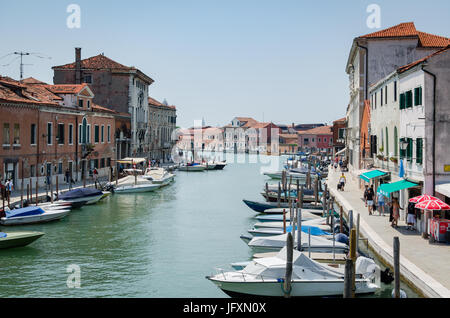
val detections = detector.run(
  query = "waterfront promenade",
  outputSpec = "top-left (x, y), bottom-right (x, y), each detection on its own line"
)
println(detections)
top-left (327, 168), bottom-right (450, 298)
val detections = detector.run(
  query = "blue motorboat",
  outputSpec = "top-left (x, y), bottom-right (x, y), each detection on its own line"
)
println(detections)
top-left (58, 188), bottom-right (105, 207)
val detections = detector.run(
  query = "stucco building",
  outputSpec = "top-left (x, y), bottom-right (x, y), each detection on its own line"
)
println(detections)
top-left (52, 48), bottom-right (154, 158)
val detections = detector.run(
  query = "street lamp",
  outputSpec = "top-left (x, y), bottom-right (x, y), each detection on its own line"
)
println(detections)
top-left (399, 139), bottom-right (408, 151)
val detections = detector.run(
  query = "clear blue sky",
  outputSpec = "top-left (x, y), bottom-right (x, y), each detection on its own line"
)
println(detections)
top-left (1, 0), bottom-right (449, 128)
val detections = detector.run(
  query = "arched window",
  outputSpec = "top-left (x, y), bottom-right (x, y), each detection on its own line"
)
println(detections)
top-left (394, 127), bottom-right (398, 158)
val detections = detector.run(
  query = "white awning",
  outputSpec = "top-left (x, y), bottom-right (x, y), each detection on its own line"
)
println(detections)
top-left (335, 147), bottom-right (347, 156)
top-left (436, 183), bottom-right (450, 198)
top-left (117, 158), bottom-right (147, 164)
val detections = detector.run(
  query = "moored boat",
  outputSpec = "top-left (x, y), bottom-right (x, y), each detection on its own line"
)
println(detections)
top-left (58, 188), bottom-right (105, 206)
top-left (178, 163), bottom-right (207, 172)
top-left (207, 247), bottom-right (379, 297)
top-left (143, 167), bottom-right (175, 186)
top-left (0, 231), bottom-right (45, 249)
top-left (0, 206), bottom-right (70, 226)
top-left (112, 175), bottom-right (162, 193)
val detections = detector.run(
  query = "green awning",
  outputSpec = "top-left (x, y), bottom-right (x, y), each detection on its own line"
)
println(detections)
top-left (359, 170), bottom-right (388, 183)
top-left (377, 180), bottom-right (419, 197)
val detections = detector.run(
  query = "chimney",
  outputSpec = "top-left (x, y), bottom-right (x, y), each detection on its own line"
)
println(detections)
top-left (75, 47), bottom-right (81, 84)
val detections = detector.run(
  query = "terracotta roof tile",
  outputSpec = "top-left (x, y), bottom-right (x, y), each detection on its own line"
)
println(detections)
top-left (53, 54), bottom-right (133, 70)
top-left (46, 83), bottom-right (89, 94)
top-left (359, 22), bottom-right (449, 48)
top-left (298, 126), bottom-right (332, 135)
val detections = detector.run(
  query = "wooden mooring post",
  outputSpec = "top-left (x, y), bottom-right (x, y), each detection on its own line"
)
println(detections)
top-left (283, 209), bottom-right (287, 234)
top-left (344, 228), bottom-right (357, 298)
top-left (284, 232), bottom-right (293, 298)
top-left (277, 182), bottom-right (281, 208)
top-left (35, 180), bottom-right (38, 206)
top-left (340, 206), bottom-right (344, 234)
top-left (394, 237), bottom-right (400, 298)
top-left (55, 176), bottom-right (59, 200)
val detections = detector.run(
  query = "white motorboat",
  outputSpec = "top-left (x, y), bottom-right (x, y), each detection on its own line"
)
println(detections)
top-left (57, 188), bottom-right (105, 206)
top-left (207, 247), bottom-right (380, 297)
top-left (178, 163), bottom-right (207, 172)
top-left (143, 168), bottom-right (175, 186)
top-left (1, 206), bottom-right (70, 226)
top-left (112, 175), bottom-right (162, 193)
top-left (244, 232), bottom-right (349, 254)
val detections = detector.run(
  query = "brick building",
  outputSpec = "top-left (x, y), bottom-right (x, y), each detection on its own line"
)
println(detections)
top-left (0, 76), bottom-right (116, 188)
top-left (297, 126), bottom-right (333, 155)
top-left (52, 48), bottom-right (154, 157)
top-left (332, 117), bottom-right (346, 157)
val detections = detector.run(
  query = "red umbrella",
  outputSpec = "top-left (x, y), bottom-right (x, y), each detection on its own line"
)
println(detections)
top-left (415, 199), bottom-right (450, 210)
top-left (409, 195), bottom-right (439, 203)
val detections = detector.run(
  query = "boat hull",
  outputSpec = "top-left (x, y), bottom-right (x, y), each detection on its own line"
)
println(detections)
top-left (114, 184), bottom-right (161, 193)
top-left (0, 210), bottom-right (70, 226)
top-left (207, 277), bottom-right (377, 298)
top-left (178, 165), bottom-right (206, 172)
top-left (0, 231), bottom-right (45, 249)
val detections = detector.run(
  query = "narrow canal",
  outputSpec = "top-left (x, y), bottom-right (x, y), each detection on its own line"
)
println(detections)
top-left (0, 154), bottom-right (419, 298)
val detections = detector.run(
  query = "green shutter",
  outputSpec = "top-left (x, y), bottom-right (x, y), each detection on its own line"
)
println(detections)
top-left (419, 87), bottom-right (422, 106)
top-left (406, 91), bottom-right (413, 108)
top-left (414, 88), bottom-right (419, 106)
top-left (407, 138), bottom-right (413, 161)
top-left (400, 93), bottom-right (405, 109)
top-left (416, 138), bottom-right (423, 165)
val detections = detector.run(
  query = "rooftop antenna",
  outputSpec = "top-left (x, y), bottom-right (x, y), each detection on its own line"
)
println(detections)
top-left (0, 51), bottom-right (51, 81)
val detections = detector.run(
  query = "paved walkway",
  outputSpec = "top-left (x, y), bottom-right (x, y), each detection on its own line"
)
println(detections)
top-left (326, 167), bottom-right (450, 298)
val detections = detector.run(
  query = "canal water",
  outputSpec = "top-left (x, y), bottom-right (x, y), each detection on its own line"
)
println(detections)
top-left (0, 154), bottom-right (419, 298)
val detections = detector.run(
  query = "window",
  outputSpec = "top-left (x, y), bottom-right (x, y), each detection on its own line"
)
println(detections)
top-left (338, 128), bottom-right (345, 139)
top-left (58, 162), bottom-right (63, 174)
top-left (414, 87), bottom-right (423, 106)
top-left (13, 124), bottom-right (20, 145)
top-left (84, 75), bottom-right (92, 84)
top-left (101, 125), bottom-right (104, 143)
top-left (94, 125), bottom-right (99, 143)
top-left (394, 81), bottom-right (397, 102)
top-left (318, 138), bottom-right (321, 142)
top-left (3, 123), bottom-right (10, 144)
top-left (416, 138), bottom-right (423, 165)
top-left (107, 125), bottom-right (111, 143)
top-left (324, 138), bottom-right (327, 143)
top-left (87, 124), bottom-right (91, 143)
top-left (78, 99), bottom-right (84, 108)
top-left (79, 124), bottom-right (82, 144)
top-left (400, 93), bottom-right (406, 109)
top-left (100, 158), bottom-right (105, 168)
top-left (405, 90), bottom-right (413, 108)
top-left (87, 100), bottom-right (91, 109)
top-left (47, 123), bottom-right (53, 145)
top-left (69, 124), bottom-right (73, 145)
top-left (31, 124), bottom-right (37, 145)
top-left (406, 138), bottom-right (413, 162)
top-left (385, 86), bottom-right (388, 104)
top-left (30, 165), bottom-right (36, 177)
top-left (57, 123), bottom-right (65, 145)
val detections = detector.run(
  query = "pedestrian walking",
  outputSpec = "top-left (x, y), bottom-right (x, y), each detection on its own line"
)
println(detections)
top-left (376, 191), bottom-right (386, 216)
top-left (366, 185), bottom-right (375, 215)
top-left (65, 169), bottom-right (70, 185)
top-left (363, 185), bottom-right (369, 207)
top-left (391, 197), bottom-right (403, 228)
top-left (338, 173), bottom-right (346, 191)
top-left (407, 202), bottom-right (417, 231)
top-left (93, 168), bottom-right (99, 189)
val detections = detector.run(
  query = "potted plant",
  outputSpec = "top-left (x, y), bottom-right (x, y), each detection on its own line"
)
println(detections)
top-left (390, 157), bottom-right (398, 164)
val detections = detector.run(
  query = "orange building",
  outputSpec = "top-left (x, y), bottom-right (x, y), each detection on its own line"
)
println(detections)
top-left (0, 76), bottom-right (117, 188)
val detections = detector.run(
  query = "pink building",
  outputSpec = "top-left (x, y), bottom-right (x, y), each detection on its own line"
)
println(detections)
top-left (297, 126), bottom-right (333, 154)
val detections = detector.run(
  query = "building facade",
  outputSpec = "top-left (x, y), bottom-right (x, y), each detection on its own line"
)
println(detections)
top-left (52, 48), bottom-right (154, 157)
top-left (0, 76), bottom-right (116, 188)
top-left (147, 97), bottom-right (177, 161)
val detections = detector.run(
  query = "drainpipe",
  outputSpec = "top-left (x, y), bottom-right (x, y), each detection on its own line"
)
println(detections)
top-left (356, 43), bottom-right (369, 100)
top-left (421, 65), bottom-right (436, 196)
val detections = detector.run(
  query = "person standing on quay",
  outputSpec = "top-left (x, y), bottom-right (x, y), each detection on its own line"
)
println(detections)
top-left (93, 168), bottom-right (99, 189)
top-left (391, 197), bottom-right (403, 228)
top-left (366, 185), bottom-right (375, 215)
top-left (363, 184), bottom-right (369, 207)
top-left (376, 190), bottom-right (385, 216)
top-left (338, 173), bottom-right (346, 191)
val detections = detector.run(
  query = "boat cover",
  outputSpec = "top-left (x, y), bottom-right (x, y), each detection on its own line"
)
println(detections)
top-left (59, 188), bottom-right (103, 200)
top-left (116, 175), bottom-right (154, 186)
top-left (5, 206), bottom-right (45, 218)
top-left (0, 232), bottom-right (6, 238)
top-left (248, 232), bottom-right (348, 250)
top-left (242, 247), bottom-right (344, 280)
top-left (286, 225), bottom-right (331, 236)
